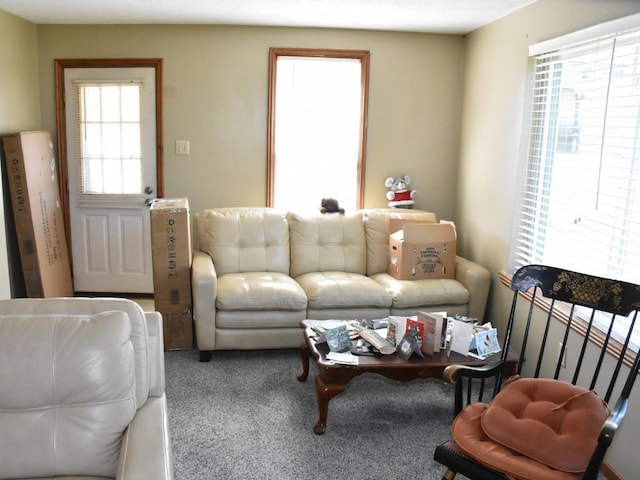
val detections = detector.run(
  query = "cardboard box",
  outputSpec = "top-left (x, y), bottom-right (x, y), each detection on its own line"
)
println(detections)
top-left (2, 131), bottom-right (73, 297)
top-left (151, 198), bottom-right (193, 350)
top-left (388, 219), bottom-right (456, 280)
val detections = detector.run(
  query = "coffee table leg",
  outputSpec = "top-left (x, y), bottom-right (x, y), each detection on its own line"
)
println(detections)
top-left (313, 375), bottom-right (346, 434)
top-left (297, 342), bottom-right (310, 382)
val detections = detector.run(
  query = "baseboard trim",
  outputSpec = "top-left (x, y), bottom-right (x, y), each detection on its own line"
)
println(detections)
top-left (602, 461), bottom-right (622, 480)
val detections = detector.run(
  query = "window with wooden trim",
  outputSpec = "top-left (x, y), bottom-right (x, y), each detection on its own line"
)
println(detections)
top-left (267, 48), bottom-right (370, 212)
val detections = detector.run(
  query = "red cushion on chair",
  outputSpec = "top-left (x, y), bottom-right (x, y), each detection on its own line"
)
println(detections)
top-left (481, 376), bottom-right (609, 473)
top-left (452, 402), bottom-right (584, 480)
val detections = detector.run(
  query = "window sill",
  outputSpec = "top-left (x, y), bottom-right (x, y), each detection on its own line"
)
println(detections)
top-left (499, 270), bottom-right (638, 369)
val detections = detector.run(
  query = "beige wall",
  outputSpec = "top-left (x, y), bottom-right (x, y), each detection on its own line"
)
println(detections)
top-left (36, 25), bottom-right (465, 220)
top-left (458, 0), bottom-right (640, 477)
top-left (0, 9), bottom-right (40, 299)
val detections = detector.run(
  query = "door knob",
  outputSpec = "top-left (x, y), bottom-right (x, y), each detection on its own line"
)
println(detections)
top-left (144, 186), bottom-right (154, 194)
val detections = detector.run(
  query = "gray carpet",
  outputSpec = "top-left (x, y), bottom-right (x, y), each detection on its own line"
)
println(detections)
top-left (164, 348), bottom-right (459, 480)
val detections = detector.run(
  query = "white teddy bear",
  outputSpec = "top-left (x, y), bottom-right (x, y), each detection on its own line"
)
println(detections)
top-left (385, 175), bottom-right (417, 208)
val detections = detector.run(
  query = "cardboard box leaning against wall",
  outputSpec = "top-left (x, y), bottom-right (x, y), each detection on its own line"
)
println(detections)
top-left (2, 131), bottom-right (73, 297)
top-left (388, 218), bottom-right (457, 280)
top-left (151, 198), bottom-right (193, 350)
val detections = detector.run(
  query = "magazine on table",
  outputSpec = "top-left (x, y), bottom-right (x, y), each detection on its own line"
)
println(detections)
top-left (308, 320), bottom-right (361, 343)
top-left (417, 311), bottom-right (447, 356)
top-left (449, 318), bottom-right (475, 356)
top-left (307, 319), bottom-right (396, 355)
top-left (386, 313), bottom-right (448, 357)
top-left (405, 317), bottom-right (425, 345)
top-left (324, 325), bottom-right (352, 352)
top-left (356, 326), bottom-right (397, 355)
top-left (325, 351), bottom-right (359, 365)
top-left (448, 318), bottom-right (501, 359)
top-left (386, 316), bottom-right (408, 345)
top-left (468, 323), bottom-right (501, 359)
top-left (396, 333), bottom-right (419, 360)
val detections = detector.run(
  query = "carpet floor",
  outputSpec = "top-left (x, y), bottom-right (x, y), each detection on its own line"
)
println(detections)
top-left (164, 348), bottom-right (460, 480)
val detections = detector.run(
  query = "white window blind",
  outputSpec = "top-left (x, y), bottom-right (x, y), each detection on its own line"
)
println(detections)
top-left (510, 21), bottom-right (640, 351)
top-left (512, 29), bottom-right (640, 280)
top-left (75, 81), bottom-right (144, 203)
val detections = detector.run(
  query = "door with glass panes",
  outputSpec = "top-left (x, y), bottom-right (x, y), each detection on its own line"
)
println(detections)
top-left (63, 67), bottom-right (157, 293)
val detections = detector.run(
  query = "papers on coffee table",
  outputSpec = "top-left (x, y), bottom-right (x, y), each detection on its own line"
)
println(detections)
top-left (449, 318), bottom-right (475, 356)
top-left (325, 351), bottom-right (359, 365)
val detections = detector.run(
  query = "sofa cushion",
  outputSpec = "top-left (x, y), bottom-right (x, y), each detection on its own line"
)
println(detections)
top-left (296, 271), bottom-right (392, 309)
top-left (480, 377), bottom-right (609, 473)
top-left (216, 272), bottom-right (308, 311)
top-left (371, 273), bottom-right (469, 309)
top-left (0, 311), bottom-right (136, 479)
top-left (289, 212), bottom-right (366, 277)
top-left (199, 208), bottom-right (290, 276)
top-left (216, 310), bottom-right (306, 329)
top-left (362, 208), bottom-right (437, 275)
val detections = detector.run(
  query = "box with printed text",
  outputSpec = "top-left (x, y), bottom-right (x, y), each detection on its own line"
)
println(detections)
top-left (2, 131), bottom-right (73, 297)
top-left (388, 218), bottom-right (456, 280)
top-left (151, 198), bottom-right (193, 350)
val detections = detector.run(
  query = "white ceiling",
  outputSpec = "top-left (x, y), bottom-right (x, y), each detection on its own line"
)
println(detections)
top-left (0, 0), bottom-right (537, 34)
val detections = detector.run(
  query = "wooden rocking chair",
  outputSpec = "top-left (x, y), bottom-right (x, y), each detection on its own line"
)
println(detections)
top-left (433, 264), bottom-right (640, 480)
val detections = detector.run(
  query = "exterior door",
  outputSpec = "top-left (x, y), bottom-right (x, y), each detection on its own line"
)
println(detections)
top-left (62, 65), bottom-right (159, 293)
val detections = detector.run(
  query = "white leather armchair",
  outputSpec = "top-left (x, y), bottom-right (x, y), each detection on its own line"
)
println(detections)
top-left (0, 297), bottom-right (174, 480)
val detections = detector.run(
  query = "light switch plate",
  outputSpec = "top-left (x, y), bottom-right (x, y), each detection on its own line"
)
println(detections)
top-left (175, 140), bottom-right (190, 155)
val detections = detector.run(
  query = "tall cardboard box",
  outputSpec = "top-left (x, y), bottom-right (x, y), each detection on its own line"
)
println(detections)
top-left (388, 219), bottom-right (457, 280)
top-left (151, 198), bottom-right (193, 350)
top-left (2, 131), bottom-right (73, 297)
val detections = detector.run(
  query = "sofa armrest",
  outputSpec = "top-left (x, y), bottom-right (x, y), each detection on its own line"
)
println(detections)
top-left (145, 311), bottom-right (166, 397)
top-left (192, 249), bottom-right (218, 351)
top-left (117, 394), bottom-right (174, 480)
top-left (455, 255), bottom-right (490, 321)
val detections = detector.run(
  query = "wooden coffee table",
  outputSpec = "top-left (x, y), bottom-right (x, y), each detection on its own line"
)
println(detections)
top-left (297, 319), bottom-right (516, 434)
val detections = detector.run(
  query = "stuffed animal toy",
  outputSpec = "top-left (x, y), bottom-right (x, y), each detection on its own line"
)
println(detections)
top-left (320, 198), bottom-right (345, 214)
top-left (385, 175), bottom-right (417, 208)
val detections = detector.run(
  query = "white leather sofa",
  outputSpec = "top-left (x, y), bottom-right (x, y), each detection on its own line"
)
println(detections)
top-left (0, 297), bottom-right (174, 480)
top-left (193, 207), bottom-right (490, 361)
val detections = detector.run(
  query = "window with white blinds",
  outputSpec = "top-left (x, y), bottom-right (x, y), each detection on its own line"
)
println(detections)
top-left (511, 28), bottom-right (640, 281)
top-left (510, 21), bottom-right (640, 352)
top-left (76, 81), bottom-right (143, 198)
